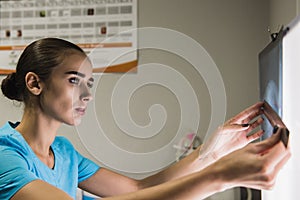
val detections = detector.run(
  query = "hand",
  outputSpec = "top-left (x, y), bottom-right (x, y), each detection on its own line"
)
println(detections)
top-left (198, 102), bottom-right (264, 164)
top-left (212, 127), bottom-right (291, 190)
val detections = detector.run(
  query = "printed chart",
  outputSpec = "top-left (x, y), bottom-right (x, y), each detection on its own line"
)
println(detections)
top-left (0, 0), bottom-right (137, 74)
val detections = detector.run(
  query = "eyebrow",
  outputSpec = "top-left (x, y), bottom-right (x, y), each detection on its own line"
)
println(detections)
top-left (65, 71), bottom-right (94, 82)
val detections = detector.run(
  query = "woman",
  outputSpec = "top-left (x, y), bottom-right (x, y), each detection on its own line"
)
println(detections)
top-left (0, 38), bottom-right (290, 200)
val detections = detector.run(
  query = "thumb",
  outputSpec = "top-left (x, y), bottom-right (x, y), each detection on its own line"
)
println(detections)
top-left (254, 127), bottom-right (282, 153)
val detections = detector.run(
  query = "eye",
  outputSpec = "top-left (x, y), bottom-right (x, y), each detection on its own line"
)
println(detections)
top-left (87, 82), bottom-right (93, 88)
top-left (69, 77), bottom-right (80, 85)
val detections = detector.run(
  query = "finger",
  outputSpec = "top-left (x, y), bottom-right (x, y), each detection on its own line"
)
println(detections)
top-left (222, 118), bottom-right (263, 136)
top-left (227, 102), bottom-right (264, 124)
top-left (249, 117), bottom-right (264, 129)
top-left (254, 129), bottom-right (282, 153)
top-left (247, 130), bottom-right (264, 142)
top-left (244, 117), bottom-right (264, 133)
top-left (220, 123), bottom-right (251, 134)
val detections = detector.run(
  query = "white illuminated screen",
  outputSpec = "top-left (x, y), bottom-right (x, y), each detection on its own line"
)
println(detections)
top-left (262, 16), bottom-right (300, 199)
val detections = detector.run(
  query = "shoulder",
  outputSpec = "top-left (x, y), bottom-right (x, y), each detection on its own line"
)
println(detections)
top-left (0, 121), bottom-right (19, 136)
top-left (0, 122), bottom-right (28, 154)
top-left (0, 126), bottom-right (38, 200)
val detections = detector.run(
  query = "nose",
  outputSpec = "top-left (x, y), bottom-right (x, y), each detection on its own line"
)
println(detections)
top-left (82, 94), bottom-right (93, 102)
top-left (80, 83), bottom-right (93, 102)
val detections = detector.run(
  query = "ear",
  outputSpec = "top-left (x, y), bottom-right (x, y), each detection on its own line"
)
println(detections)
top-left (25, 72), bottom-right (43, 95)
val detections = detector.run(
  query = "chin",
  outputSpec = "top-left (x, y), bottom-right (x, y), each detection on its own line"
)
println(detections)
top-left (73, 120), bottom-right (82, 126)
top-left (64, 118), bottom-right (82, 126)
top-left (72, 119), bottom-right (82, 126)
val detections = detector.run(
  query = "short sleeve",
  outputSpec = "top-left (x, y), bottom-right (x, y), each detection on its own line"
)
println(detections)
top-left (0, 148), bottom-right (38, 199)
top-left (76, 151), bottom-right (100, 183)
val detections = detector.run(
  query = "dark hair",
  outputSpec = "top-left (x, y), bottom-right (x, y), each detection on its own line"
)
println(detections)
top-left (1, 37), bottom-right (86, 103)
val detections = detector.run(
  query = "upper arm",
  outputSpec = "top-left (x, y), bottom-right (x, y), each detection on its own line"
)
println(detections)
top-left (11, 180), bottom-right (73, 200)
top-left (0, 149), bottom-right (39, 199)
top-left (0, 148), bottom-right (72, 199)
top-left (78, 168), bottom-right (139, 198)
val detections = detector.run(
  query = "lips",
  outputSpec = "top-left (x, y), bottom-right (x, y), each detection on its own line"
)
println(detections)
top-left (75, 107), bottom-right (86, 116)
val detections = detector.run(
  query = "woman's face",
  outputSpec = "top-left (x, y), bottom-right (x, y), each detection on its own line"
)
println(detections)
top-left (39, 53), bottom-right (94, 126)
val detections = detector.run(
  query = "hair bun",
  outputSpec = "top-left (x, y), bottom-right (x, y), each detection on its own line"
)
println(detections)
top-left (1, 72), bottom-right (22, 101)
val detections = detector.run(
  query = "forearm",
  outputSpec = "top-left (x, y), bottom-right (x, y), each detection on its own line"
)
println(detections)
top-left (11, 180), bottom-right (73, 200)
top-left (138, 145), bottom-right (215, 189)
top-left (103, 164), bottom-right (226, 200)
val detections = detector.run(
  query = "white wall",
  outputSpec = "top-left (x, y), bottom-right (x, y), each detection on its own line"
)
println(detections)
top-left (0, 1), bottom-right (271, 199)
top-left (263, 0), bottom-right (299, 199)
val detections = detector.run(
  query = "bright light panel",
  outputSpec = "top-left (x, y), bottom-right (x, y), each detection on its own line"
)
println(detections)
top-left (262, 16), bottom-right (300, 199)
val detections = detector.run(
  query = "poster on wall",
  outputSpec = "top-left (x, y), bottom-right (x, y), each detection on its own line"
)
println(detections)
top-left (0, 0), bottom-right (138, 74)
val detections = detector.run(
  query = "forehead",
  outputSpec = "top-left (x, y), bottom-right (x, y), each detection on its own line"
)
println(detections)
top-left (52, 53), bottom-right (93, 76)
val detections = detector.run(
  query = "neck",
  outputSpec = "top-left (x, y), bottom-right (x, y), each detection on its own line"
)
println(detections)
top-left (16, 107), bottom-right (61, 157)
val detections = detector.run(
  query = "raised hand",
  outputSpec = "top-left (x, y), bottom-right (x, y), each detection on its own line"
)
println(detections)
top-left (211, 127), bottom-right (291, 191)
top-left (198, 102), bottom-right (264, 165)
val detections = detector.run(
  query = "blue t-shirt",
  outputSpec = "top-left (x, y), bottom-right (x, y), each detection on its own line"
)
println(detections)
top-left (0, 122), bottom-right (100, 199)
